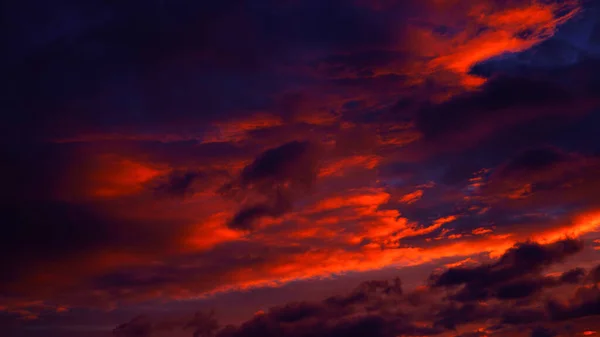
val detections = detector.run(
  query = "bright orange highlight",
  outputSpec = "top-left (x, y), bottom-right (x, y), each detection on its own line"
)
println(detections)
top-left (400, 190), bottom-right (424, 204)
top-left (319, 155), bottom-right (380, 177)
top-left (415, 0), bottom-right (581, 88)
top-left (87, 155), bottom-right (166, 197)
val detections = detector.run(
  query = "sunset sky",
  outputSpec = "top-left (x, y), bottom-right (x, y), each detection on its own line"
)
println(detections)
top-left (3, 0), bottom-right (600, 336)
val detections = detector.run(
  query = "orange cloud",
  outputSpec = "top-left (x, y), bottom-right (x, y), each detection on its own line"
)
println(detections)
top-left (445, 257), bottom-right (475, 269)
top-left (472, 227), bottom-right (494, 235)
top-left (534, 210), bottom-right (600, 244)
top-left (202, 114), bottom-right (283, 144)
top-left (184, 212), bottom-right (244, 251)
top-left (410, 0), bottom-right (581, 88)
top-left (400, 189), bottom-right (424, 204)
top-left (85, 154), bottom-right (167, 198)
top-left (318, 155), bottom-right (380, 177)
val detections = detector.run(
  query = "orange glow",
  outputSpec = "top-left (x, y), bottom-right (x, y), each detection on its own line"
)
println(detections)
top-left (507, 183), bottom-right (533, 199)
top-left (433, 215), bottom-right (458, 226)
top-left (318, 155), bottom-right (380, 177)
top-left (206, 210), bottom-right (598, 292)
top-left (55, 306), bottom-right (68, 313)
top-left (472, 227), bottom-right (493, 235)
top-left (534, 211), bottom-right (600, 244)
top-left (584, 331), bottom-right (597, 336)
top-left (399, 189), bottom-right (424, 204)
top-left (445, 257), bottom-right (475, 269)
top-left (87, 155), bottom-right (166, 198)
top-left (312, 188), bottom-right (391, 212)
top-left (202, 114), bottom-right (283, 143)
top-left (412, 0), bottom-right (581, 89)
top-left (185, 212), bottom-right (244, 251)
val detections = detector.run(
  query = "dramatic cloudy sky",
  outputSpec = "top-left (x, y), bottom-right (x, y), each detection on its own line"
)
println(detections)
top-left (2, 0), bottom-right (600, 336)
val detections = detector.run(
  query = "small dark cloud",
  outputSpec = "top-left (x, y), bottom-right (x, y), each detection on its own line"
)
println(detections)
top-left (269, 302), bottom-right (324, 324)
top-left (495, 279), bottom-right (542, 300)
top-left (239, 140), bottom-right (318, 189)
top-left (113, 315), bottom-right (152, 337)
top-left (184, 311), bottom-right (220, 337)
top-left (153, 170), bottom-right (204, 197)
top-left (433, 302), bottom-right (495, 330)
top-left (589, 264), bottom-right (600, 283)
top-left (228, 191), bottom-right (293, 231)
top-left (499, 147), bottom-right (569, 177)
top-left (225, 141), bottom-right (319, 230)
top-left (559, 268), bottom-right (586, 284)
top-left (455, 332), bottom-right (488, 337)
top-left (530, 326), bottom-right (557, 337)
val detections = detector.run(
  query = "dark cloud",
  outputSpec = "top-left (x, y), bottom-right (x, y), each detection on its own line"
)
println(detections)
top-left (228, 190), bottom-right (293, 231)
top-left (239, 141), bottom-right (318, 189)
top-left (433, 302), bottom-right (496, 330)
top-left (224, 141), bottom-right (319, 230)
top-left (184, 311), bottom-right (220, 337)
top-left (153, 170), bottom-right (205, 197)
top-left (498, 147), bottom-right (570, 177)
top-left (500, 309), bottom-right (546, 325)
top-left (547, 286), bottom-right (600, 321)
top-left (214, 312), bottom-right (440, 337)
top-left (429, 239), bottom-right (584, 302)
top-left (112, 311), bottom-right (218, 337)
top-left (113, 315), bottom-right (152, 337)
top-left (530, 326), bottom-right (557, 337)
top-left (415, 76), bottom-right (574, 141)
top-left (559, 268), bottom-right (587, 284)
top-left (590, 264), bottom-right (600, 283)
top-left (431, 239), bottom-right (583, 288)
top-left (495, 279), bottom-right (544, 300)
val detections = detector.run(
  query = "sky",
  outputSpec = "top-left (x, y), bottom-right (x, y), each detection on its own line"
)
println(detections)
top-left (2, 0), bottom-right (600, 336)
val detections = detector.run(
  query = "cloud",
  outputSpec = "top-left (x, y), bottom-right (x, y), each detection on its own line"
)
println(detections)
top-left (152, 170), bottom-right (205, 197)
top-left (5, 0), bottom-right (600, 332)
top-left (590, 264), bottom-right (600, 283)
top-left (547, 286), bottom-right (600, 322)
top-left (224, 141), bottom-right (320, 230)
top-left (228, 190), bottom-right (293, 231)
top-left (498, 147), bottom-right (570, 177)
top-left (429, 239), bottom-right (584, 302)
top-left (415, 76), bottom-right (575, 144)
top-left (113, 239), bottom-right (599, 337)
top-left (113, 316), bottom-right (152, 337)
top-left (431, 239), bottom-right (583, 287)
top-left (238, 141), bottom-right (319, 189)
top-left (530, 326), bottom-right (557, 337)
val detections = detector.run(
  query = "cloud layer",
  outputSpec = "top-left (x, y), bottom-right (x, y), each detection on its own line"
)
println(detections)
top-left (2, 0), bottom-right (600, 335)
